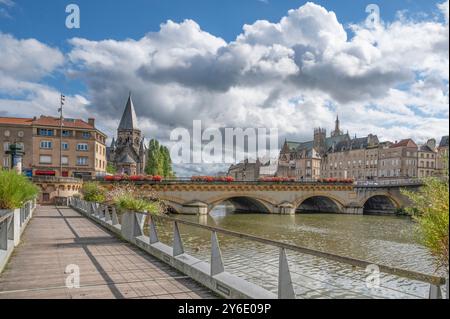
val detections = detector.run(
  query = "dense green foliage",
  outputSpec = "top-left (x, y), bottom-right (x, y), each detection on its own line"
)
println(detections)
top-left (106, 163), bottom-right (117, 174)
top-left (81, 182), bottom-right (106, 203)
top-left (145, 139), bottom-right (174, 177)
top-left (0, 170), bottom-right (39, 209)
top-left (402, 176), bottom-right (449, 271)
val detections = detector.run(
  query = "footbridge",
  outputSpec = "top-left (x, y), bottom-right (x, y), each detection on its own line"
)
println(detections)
top-left (101, 179), bottom-right (422, 215)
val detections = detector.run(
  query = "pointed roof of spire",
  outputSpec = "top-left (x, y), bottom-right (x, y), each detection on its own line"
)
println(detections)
top-left (118, 93), bottom-right (138, 131)
top-left (110, 137), bottom-right (116, 148)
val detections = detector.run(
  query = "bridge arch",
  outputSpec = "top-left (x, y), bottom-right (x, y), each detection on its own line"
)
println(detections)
top-left (295, 195), bottom-right (344, 214)
top-left (361, 194), bottom-right (401, 215)
top-left (208, 195), bottom-right (273, 214)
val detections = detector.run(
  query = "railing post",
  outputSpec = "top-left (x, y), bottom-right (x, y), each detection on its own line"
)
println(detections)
top-left (104, 206), bottom-right (112, 223)
top-left (173, 221), bottom-right (184, 256)
top-left (429, 284), bottom-right (443, 299)
top-left (111, 207), bottom-right (119, 226)
top-left (0, 218), bottom-right (8, 250)
top-left (149, 216), bottom-right (159, 244)
top-left (211, 231), bottom-right (224, 276)
top-left (278, 248), bottom-right (295, 299)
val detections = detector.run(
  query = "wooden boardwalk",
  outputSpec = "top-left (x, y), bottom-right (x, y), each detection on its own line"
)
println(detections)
top-left (0, 206), bottom-right (216, 299)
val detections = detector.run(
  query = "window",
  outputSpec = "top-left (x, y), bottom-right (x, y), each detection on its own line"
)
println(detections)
top-left (3, 157), bottom-right (9, 168)
top-left (77, 157), bottom-right (88, 166)
top-left (39, 155), bottom-right (52, 164)
top-left (18, 131), bottom-right (24, 137)
top-left (77, 143), bottom-right (88, 151)
top-left (38, 128), bottom-right (54, 136)
top-left (62, 142), bottom-right (69, 150)
top-left (3, 142), bottom-right (9, 152)
top-left (40, 141), bottom-right (53, 149)
top-left (61, 156), bottom-right (69, 165)
top-left (82, 132), bottom-right (91, 139)
top-left (4, 130), bottom-right (10, 137)
top-left (62, 130), bottom-right (72, 137)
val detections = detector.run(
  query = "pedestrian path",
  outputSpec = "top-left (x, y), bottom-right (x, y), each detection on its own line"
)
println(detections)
top-left (0, 206), bottom-right (216, 299)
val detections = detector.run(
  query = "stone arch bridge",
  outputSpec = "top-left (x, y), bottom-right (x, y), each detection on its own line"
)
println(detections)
top-left (102, 180), bottom-right (421, 215)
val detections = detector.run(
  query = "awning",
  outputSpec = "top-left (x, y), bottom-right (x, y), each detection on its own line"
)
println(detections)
top-left (34, 170), bottom-right (56, 176)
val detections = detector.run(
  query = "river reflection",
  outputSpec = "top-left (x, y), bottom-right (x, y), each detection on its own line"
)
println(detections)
top-left (149, 205), bottom-right (442, 299)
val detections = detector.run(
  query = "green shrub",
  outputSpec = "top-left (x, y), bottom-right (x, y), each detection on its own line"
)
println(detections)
top-left (81, 182), bottom-right (106, 203)
top-left (402, 177), bottom-right (449, 271)
top-left (0, 170), bottom-right (39, 209)
top-left (115, 193), bottom-right (160, 215)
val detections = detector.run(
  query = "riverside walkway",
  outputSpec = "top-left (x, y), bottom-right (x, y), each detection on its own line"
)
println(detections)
top-left (0, 206), bottom-right (216, 299)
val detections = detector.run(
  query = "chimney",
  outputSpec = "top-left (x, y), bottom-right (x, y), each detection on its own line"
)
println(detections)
top-left (88, 118), bottom-right (95, 127)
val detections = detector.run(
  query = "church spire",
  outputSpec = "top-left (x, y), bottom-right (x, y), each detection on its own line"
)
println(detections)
top-left (331, 114), bottom-right (343, 137)
top-left (335, 115), bottom-right (340, 133)
top-left (118, 92), bottom-right (138, 131)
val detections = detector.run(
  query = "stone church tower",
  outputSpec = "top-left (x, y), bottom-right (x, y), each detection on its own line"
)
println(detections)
top-left (108, 94), bottom-right (147, 175)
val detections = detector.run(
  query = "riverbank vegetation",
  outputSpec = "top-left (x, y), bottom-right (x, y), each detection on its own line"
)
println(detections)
top-left (402, 176), bottom-right (449, 271)
top-left (0, 170), bottom-right (39, 209)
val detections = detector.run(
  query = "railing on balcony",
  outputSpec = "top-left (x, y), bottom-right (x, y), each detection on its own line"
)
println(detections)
top-left (0, 199), bottom-right (37, 273)
top-left (69, 197), bottom-right (448, 299)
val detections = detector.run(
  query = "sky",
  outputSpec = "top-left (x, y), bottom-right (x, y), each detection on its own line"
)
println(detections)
top-left (0, 0), bottom-right (449, 175)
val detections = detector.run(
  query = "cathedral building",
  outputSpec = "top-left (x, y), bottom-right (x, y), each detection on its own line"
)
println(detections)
top-left (277, 116), bottom-right (350, 180)
top-left (107, 94), bottom-right (147, 175)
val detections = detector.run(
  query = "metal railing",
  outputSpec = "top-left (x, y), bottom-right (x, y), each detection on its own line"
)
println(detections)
top-left (0, 199), bottom-right (36, 273)
top-left (69, 197), bottom-right (448, 299)
top-left (355, 178), bottom-right (424, 187)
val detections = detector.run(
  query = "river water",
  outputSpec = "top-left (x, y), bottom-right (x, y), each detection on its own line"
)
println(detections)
top-left (150, 206), bottom-right (444, 299)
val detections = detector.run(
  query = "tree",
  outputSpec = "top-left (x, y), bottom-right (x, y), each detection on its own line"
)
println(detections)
top-left (160, 145), bottom-right (174, 178)
top-left (145, 139), bottom-right (175, 177)
top-left (146, 139), bottom-right (162, 175)
top-left (402, 174), bottom-right (449, 272)
top-left (106, 163), bottom-right (117, 174)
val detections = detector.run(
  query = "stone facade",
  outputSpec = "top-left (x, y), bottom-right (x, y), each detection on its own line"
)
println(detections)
top-left (107, 94), bottom-right (147, 175)
top-left (378, 139), bottom-right (418, 179)
top-left (227, 159), bottom-right (261, 181)
top-left (278, 117), bottom-right (351, 180)
top-left (322, 134), bottom-right (380, 180)
top-left (0, 116), bottom-right (107, 178)
top-left (417, 139), bottom-right (437, 178)
top-left (436, 136), bottom-right (449, 176)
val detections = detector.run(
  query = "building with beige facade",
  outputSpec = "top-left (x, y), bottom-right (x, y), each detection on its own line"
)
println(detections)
top-left (417, 139), bottom-right (437, 178)
top-left (0, 118), bottom-right (34, 173)
top-left (227, 159), bottom-right (262, 181)
top-left (1, 115), bottom-right (107, 178)
top-left (322, 134), bottom-right (380, 180)
top-left (378, 139), bottom-right (418, 179)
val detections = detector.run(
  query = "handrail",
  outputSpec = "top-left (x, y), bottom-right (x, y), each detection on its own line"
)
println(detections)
top-left (142, 212), bottom-right (446, 286)
top-left (0, 212), bottom-right (13, 224)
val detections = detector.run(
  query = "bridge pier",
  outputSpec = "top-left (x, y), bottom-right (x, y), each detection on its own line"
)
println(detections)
top-left (182, 201), bottom-right (209, 215)
top-left (343, 206), bottom-right (364, 215)
top-left (277, 202), bottom-right (296, 215)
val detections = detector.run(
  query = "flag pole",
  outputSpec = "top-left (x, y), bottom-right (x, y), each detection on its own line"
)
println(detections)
top-left (59, 94), bottom-right (65, 178)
